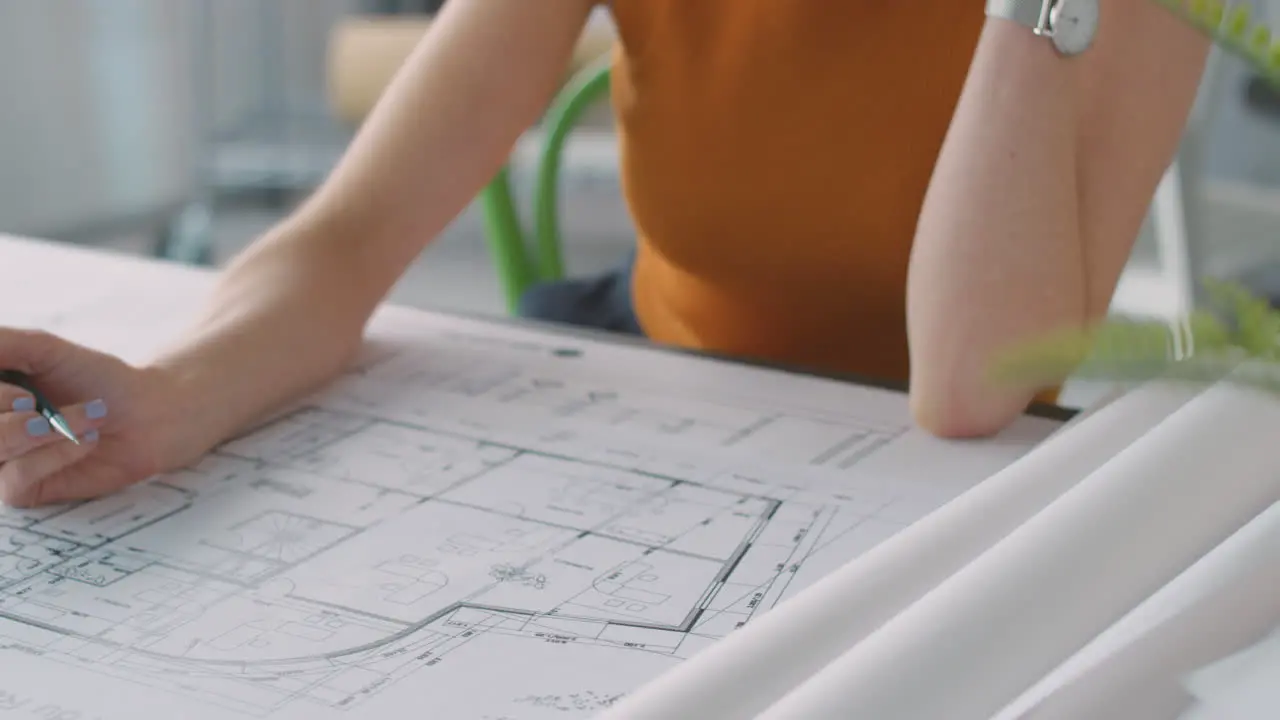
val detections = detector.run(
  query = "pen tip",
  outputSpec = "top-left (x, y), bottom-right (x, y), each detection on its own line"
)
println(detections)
top-left (48, 415), bottom-right (79, 445)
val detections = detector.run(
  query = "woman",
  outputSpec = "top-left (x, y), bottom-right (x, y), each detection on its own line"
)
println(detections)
top-left (0, 0), bottom-right (1207, 507)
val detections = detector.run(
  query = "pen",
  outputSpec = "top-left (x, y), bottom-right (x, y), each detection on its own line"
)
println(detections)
top-left (0, 370), bottom-right (80, 445)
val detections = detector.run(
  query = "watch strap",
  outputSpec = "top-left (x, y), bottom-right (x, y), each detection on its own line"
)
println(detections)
top-left (985, 0), bottom-right (1048, 29)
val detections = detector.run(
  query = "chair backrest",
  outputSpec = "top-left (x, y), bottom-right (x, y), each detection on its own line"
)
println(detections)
top-left (532, 57), bottom-right (613, 282)
top-left (479, 59), bottom-right (613, 313)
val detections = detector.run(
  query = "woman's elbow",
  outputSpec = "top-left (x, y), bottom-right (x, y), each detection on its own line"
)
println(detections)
top-left (908, 363), bottom-right (1035, 439)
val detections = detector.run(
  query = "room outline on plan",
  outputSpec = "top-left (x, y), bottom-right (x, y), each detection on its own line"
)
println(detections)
top-left (0, 332), bottom-right (967, 717)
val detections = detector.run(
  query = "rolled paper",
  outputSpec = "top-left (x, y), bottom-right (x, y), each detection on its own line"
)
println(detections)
top-left (755, 377), bottom-right (1280, 720)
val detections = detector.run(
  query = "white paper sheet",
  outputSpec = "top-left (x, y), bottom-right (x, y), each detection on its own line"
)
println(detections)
top-left (598, 380), bottom-right (1200, 719)
top-left (756, 377), bottom-right (1280, 720)
top-left (996, 501), bottom-right (1280, 718)
top-left (0, 235), bottom-right (1064, 719)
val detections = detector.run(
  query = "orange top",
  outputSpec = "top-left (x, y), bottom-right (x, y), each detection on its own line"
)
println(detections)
top-left (608, 1), bottom-right (984, 384)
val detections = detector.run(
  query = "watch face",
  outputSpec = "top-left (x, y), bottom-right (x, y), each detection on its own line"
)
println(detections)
top-left (1050, 0), bottom-right (1099, 55)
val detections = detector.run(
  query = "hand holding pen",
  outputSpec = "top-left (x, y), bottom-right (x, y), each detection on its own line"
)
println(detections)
top-left (0, 328), bottom-right (141, 507)
top-left (0, 368), bottom-right (109, 472)
top-left (0, 326), bottom-right (219, 509)
top-left (0, 370), bottom-right (93, 445)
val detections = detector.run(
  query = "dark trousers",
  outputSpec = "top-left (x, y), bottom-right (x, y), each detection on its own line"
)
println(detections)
top-left (515, 252), bottom-right (644, 336)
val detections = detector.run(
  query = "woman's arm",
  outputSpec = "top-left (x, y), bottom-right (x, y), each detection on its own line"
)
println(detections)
top-left (147, 0), bottom-right (599, 468)
top-left (907, 1), bottom-right (1210, 437)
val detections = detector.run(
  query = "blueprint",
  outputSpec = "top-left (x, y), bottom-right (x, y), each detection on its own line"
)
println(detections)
top-left (0, 304), bottom-right (1062, 720)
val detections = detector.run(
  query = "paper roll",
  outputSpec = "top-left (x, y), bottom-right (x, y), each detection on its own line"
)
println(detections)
top-left (756, 378), bottom-right (1280, 720)
top-left (595, 381), bottom-right (1200, 720)
top-left (1009, 502), bottom-right (1280, 719)
top-left (326, 14), bottom-right (617, 127)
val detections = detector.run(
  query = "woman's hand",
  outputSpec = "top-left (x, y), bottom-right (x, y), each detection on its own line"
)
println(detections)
top-left (0, 0), bottom-right (605, 510)
top-left (0, 328), bottom-right (182, 508)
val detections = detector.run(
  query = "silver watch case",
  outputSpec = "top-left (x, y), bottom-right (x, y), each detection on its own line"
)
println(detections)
top-left (988, 0), bottom-right (1099, 56)
top-left (1046, 0), bottom-right (1099, 55)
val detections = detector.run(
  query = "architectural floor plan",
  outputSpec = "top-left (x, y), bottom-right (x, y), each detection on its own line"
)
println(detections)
top-left (0, 310), bottom-right (1062, 720)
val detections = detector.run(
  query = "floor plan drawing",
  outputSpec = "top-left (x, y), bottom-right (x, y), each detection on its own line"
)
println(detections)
top-left (0, 315), bottom-right (1061, 720)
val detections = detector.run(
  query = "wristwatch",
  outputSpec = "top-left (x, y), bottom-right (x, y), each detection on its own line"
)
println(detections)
top-left (985, 0), bottom-right (1099, 56)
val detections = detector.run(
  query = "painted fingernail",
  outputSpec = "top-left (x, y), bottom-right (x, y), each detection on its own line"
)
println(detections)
top-left (26, 417), bottom-right (50, 437)
top-left (85, 399), bottom-right (108, 420)
top-left (11, 396), bottom-right (34, 412)
top-left (81, 429), bottom-right (99, 443)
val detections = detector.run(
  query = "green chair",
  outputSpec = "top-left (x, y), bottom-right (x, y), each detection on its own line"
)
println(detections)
top-left (478, 58), bottom-right (613, 314)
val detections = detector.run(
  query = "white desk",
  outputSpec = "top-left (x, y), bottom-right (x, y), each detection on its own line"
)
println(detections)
top-left (0, 234), bottom-right (218, 364)
top-left (0, 234), bottom-right (1069, 720)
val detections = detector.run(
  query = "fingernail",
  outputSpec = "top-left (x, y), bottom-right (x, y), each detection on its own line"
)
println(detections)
top-left (81, 429), bottom-right (99, 443)
top-left (85, 399), bottom-right (107, 420)
top-left (26, 417), bottom-right (49, 437)
top-left (11, 396), bottom-right (34, 412)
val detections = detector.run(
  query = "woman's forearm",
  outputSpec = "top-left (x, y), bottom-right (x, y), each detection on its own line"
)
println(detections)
top-left (143, 218), bottom-right (374, 467)
top-left (907, 5), bottom-right (1207, 438)
top-left (907, 20), bottom-right (1085, 437)
top-left (134, 0), bottom-right (599, 468)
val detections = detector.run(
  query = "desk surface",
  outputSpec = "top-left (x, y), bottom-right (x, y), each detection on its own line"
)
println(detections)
top-left (0, 234), bottom-right (1064, 719)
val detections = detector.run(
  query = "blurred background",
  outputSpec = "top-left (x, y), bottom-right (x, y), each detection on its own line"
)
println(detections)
top-left (2, 0), bottom-right (1280, 406)
top-left (0, 0), bottom-right (625, 316)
